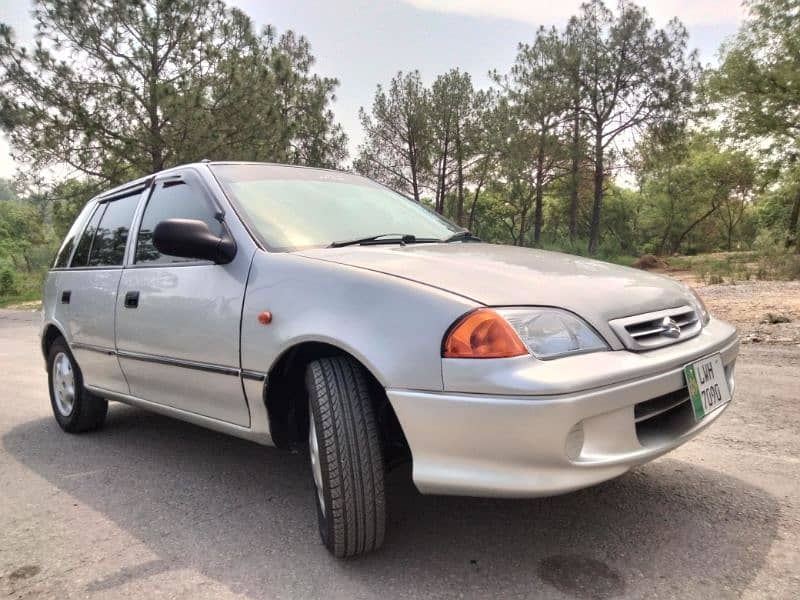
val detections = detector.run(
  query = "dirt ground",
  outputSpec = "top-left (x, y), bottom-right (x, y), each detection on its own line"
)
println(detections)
top-left (659, 271), bottom-right (800, 347)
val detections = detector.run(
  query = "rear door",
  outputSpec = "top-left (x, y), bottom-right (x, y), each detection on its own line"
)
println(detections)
top-left (60, 192), bottom-right (141, 393)
top-left (114, 170), bottom-right (251, 426)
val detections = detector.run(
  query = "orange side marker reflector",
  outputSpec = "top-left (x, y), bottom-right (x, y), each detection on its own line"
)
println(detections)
top-left (258, 311), bottom-right (273, 325)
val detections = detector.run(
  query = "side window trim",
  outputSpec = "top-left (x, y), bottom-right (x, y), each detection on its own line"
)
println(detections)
top-left (121, 187), bottom-right (150, 267)
top-left (83, 202), bottom-right (108, 267)
top-left (69, 202), bottom-right (106, 268)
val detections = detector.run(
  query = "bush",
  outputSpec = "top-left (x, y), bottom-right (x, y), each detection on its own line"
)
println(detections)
top-left (753, 230), bottom-right (800, 280)
top-left (687, 252), bottom-right (756, 284)
top-left (632, 254), bottom-right (667, 270)
top-left (0, 268), bottom-right (16, 296)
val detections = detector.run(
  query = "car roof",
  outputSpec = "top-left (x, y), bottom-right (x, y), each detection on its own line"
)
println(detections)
top-left (94, 161), bottom-right (354, 202)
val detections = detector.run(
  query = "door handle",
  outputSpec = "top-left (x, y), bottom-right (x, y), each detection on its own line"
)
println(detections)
top-left (61, 290), bottom-right (71, 304)
top-left (124, 291), bottom-right (140, 308)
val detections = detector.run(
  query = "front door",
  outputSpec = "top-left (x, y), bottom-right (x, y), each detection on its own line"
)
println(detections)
top-left (115, 171), bottom-right (252, 426)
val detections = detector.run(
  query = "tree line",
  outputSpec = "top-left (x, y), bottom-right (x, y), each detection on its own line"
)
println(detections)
top-left (1, 0), bottom-right (799, 302)
top-left (355, 0), bottom-right (799, 258)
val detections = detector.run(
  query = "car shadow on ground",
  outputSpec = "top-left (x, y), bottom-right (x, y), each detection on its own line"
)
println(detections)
top-left (4, 404), bottom-right (780, 599)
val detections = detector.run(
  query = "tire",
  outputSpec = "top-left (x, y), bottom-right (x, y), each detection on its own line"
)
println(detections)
top-left (47, 337), bottom-right (108, 433)
top-left (306, 356), bottom-right (386, 557)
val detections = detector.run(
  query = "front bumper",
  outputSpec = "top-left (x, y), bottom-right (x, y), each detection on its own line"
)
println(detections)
top-left (387, 318), bottom-right (739, 498)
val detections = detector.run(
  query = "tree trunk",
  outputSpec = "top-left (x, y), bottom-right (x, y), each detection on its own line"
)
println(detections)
top-left (787, 188), bottom-right (800, 251)
top-left (411, 167), bottom-right (420, 202)
top-left (408, 132), bottom-right (421, 202)
top-left (533, 141), bottom-right (546, 246)
top-left (587, 129), bottom-right (603, 254)
top-left (455, 123), bottom-right (465, 226)
top-left (436, 132), bottom-right (450, 213)
top-left (672, 204), bottom-right (719, 254)
top-left (467, 177), bottom-right (484, 231)
top-left (658, 178), bottom-right (675, 255)
top-left (148, 29), bottom-right (163, 173)
top-left (568, 105), bottom-right (581, 240)
top-left (658, 223), bottom-right (672, 256)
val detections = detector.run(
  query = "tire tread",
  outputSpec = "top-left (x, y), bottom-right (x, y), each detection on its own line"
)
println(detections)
top-left (307, 356), bottom-right (385, 557)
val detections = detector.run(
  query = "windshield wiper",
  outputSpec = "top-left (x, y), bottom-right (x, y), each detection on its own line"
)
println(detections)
top-left (443, 230), bottom-right (481, 243)
top-left (329, 233), bottom-right (436, 248)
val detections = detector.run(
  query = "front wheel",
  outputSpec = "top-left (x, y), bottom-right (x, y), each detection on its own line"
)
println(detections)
top-left (306, 356), bottom-right (386, 557)
top-left (47, 338), bottom-right (108, 433)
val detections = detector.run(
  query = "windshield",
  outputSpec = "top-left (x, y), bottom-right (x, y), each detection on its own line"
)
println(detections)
top-left (210, 164), bottom-right (461, 251)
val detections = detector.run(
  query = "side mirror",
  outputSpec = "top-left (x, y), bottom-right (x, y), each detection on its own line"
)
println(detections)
top-left (153, 218), bottom-right (237, 264)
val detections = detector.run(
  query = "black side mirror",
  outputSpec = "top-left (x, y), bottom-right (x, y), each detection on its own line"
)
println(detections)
top-left (153, 219), bottom-right (237, 264)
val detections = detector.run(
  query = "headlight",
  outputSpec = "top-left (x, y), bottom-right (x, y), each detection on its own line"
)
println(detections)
top-left (442, 307), bottom-right (608, 360)
top-left (495, 307), bottom-right (609, 360)
top-left (688, 287), bottom-right (711, 325)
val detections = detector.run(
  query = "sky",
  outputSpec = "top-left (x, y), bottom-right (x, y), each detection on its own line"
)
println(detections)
top-left (0, 0), bottom-right (747, 180)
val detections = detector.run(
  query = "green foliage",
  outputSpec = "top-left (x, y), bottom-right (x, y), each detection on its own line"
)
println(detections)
top-left (0, 0), bottom-right (347, 186)
top-left (753, 229), bottom-right (800, 280)
top-left (1, 0), bottom-right (800, 312)
top-left (355, 71), bottom-right (430, 201)
top-left (355, 68), bottom-right (492, 222)
top-left (0, 190), bottom-right (56, 304)
top-left (355, 0), bottom-right (699, 256)
top-left (688, 253), bottom-right (756, 284)
top-left (0, 200), bottom-right (48, 269)
top-left (47, 179), bottom-right (102, 240)
top-left (708, 0), bottom-right (800, 247)
top-left (0, 267), bottom-right (16, 296)
top-left (567, 0), bottom-right (699, 253)
top-left (636, 134), bottom-right (757, 254)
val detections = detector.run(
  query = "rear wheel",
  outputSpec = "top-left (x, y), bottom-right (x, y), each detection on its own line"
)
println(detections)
top-left (305, 356), bottom-right (386, 557)
top-left (47, 338), bottom-right (107, 433)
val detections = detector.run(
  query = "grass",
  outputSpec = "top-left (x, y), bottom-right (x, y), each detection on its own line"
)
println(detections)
top-left (0, 292), bottom-right (42, 309)
top-left (656, 249), bottom-right (800, 284)
top-left (0, 269), bottom-right (46, 308)
top-left (685, 252), bottom-right (758, 284)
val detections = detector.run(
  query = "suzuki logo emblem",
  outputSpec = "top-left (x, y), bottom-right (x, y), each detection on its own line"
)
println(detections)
top-left (661, 316), bottom-right (681, 338)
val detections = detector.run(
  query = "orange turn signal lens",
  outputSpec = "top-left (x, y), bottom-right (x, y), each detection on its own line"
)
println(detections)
top-left (442, 309), bottom-right (528, 358)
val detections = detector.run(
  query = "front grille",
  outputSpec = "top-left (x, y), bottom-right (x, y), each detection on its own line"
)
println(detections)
top-left (609, 305), bottom-right (701, 351)
top-left (635, 388), bottom-right (694, 448)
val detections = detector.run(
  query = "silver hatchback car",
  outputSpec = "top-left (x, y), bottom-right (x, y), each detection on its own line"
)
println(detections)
top-left (41, 162), bottom-right (738, 557)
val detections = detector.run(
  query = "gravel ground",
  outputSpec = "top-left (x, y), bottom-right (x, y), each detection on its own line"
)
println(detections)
top-left (1, 307), bottom-right (799, 599)
top-left (695, 280), bottom-right (800, 346)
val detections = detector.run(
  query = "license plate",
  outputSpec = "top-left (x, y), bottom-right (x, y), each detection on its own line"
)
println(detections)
top-left (684, 353), bottom-right (732, 421)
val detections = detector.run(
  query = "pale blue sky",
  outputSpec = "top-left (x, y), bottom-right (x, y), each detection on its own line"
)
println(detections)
top-left (0, 0), bottom-right (745, 178)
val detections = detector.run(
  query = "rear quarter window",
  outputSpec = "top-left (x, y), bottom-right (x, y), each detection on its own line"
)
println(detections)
top-left (70, 204), bottom-right (105, 267)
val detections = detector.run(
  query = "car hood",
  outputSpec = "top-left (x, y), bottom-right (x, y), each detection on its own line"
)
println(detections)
top-left (296, 243), bottom-right (697, 336)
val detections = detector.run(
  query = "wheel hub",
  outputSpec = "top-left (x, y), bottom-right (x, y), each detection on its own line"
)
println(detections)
top-left (52, 352), bottom-right (76, 417)
top-left (308, 411), bottom-right (325, 516)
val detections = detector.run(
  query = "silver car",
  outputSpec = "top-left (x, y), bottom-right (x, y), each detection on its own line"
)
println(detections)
top-left (41, 162), bottom-right (738, 557)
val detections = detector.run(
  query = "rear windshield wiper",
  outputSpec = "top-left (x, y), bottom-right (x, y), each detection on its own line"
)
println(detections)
top-left (329, 234), bottom-right (438, 248)
top-left (443, 230), bottom-right (481, 243)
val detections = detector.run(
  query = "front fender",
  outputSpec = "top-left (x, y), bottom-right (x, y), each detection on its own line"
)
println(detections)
top-left (240, 251), bottom-right (478, 391)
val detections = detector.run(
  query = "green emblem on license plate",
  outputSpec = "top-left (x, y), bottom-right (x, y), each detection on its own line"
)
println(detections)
top-left (684, 353), bottom-right (732, 421)
top-left (685, 363), bottom-right (704, 418)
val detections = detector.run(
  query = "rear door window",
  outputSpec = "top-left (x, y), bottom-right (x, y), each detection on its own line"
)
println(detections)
top-left (87, 194), bottom-right (140, 266)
